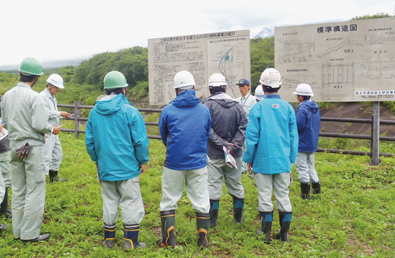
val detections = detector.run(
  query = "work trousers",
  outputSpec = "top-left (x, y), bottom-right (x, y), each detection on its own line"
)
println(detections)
top-left (295, 152), bottom-right (319, 183)
top-left (10, 145), bottom-right (46, 240)
top-left (160, 166), bottom-right (210, 213)
top-left (100, 177), bottom-right (145, 225)
top-left (241, 141), bottom-right (248, 173)
top-left (255, 172), bottom-right (292, 213)
top-left (208, 157), bottom-right (245, 200)
top-left (44, 134), bottom-right (63, 175)
top-left (0, 151), bottom-right (11, 188)
top-left (0, 167), bottom-right (4, 203)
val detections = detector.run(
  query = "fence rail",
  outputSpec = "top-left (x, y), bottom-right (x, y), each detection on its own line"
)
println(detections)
top-left (58, 101), bottom-right (394, 159)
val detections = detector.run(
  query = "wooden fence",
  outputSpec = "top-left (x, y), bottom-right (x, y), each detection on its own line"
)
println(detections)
top-left (58, 101), bottom-right (395, 164)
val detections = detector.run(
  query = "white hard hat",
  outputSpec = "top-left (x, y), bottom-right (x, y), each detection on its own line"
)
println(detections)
top-left (46, 73), bottom-right (65, 89)
top-left (209, 73), bottom-right (227, 87)
top-left (255, 84), bottom-right (265, 100)
top-left (259, 68), bottom-right (282, 88)
top-left (174, 70), bottom-right (195, 89)
top-left (293, 83), bottom-right (314, 96)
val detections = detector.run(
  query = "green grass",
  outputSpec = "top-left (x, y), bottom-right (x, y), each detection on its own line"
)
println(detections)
top-left (0, 122), bottom-right (394, 257)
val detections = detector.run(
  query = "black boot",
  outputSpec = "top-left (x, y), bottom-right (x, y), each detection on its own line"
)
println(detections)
top-left (276, 212), bottom-right (292, 242)
top-left (257, 211), bottom-right (273, 244)
top-left (0, 187), bottom-right (12, 218)
top-left (124, 224), bottom-right (147, 249)
top-left (232, 196), bottom-right (244, 224)
top-left (209, 199), bottom-right (219, 228)
top-left (103, 223), bottom-right (116, 248)
top-left (300, 183), bottom-right (311, 200)
top-left (159, 210), bottom-right (176, 248)
top-left (196, 212), bottom-right (210, 248)
top-left (22, 234), bottom-right (50, 242)
top-left (49, 170), bottom-right (67, 183)
top-left (312, 182), bottom-right (321, 194)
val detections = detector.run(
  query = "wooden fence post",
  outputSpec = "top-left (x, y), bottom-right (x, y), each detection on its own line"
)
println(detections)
top-left (75, 101), bottom-right (80, 138)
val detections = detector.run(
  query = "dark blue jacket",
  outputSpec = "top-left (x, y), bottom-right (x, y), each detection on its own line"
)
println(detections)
top-left (159, 89), bottom-right (212, 170)
top-left (296, 100), bottom-right (321, 152)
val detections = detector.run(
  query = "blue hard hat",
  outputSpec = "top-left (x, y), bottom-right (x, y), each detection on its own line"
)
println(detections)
top-left (236, 79), bottom-right (250, 86)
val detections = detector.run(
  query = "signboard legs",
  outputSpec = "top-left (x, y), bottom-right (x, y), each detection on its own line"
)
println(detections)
top-left (370, 101), bottom-right (381, 166)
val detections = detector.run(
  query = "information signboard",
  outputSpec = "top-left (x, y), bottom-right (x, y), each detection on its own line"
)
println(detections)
top-left (275, 17), bottom-right (395, 102)
top-left (148, 30), bottom-right (251, 105)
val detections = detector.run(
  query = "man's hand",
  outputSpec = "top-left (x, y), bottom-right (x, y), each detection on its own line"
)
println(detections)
top-left (0, 124), bottom-right (3, 131)
top-left (227, 143), bottom-right (235, 154)
top-left (140, 164), bottom-right (146, 174)
top-left (52, 126), bottom-right (60, 135)
top-left (60, 111), bottom-right (71, 118)
top-left (247, 163), bottom-right (253, 173)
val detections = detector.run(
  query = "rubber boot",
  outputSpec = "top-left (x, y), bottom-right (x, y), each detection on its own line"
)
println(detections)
top-left (196, 212), bottom-right (210, 248)
top-left (300, 183), bottom-right (311, 200)
top-left (0, 187), bottom-right (12, 218)
top-left (103, 223), bottom-right (116, 248)
top-left (158, 210), bottom-right (176, 248)
top-left (233, 196), bottom-right (244, 224)
top-left (124, 224), bottom-right (147, 249)
top-left (209, 200), bottom-right (219, 228)
top-left (22, 234), bottom-right (50, 242)
top-left (256, 211), bottom-right (273, 244)
top-left (312, 182), bottom-right (321, 194)
top-left (277, 211), bottom-right (292, 242)
top-left (49, 170), bottom-right (67, 183)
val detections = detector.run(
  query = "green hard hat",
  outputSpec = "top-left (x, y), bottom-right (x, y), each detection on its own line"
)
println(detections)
top-left (18, 57), bottom-right (43, 76)
top-left (103, 71), bottom-right (128, 89)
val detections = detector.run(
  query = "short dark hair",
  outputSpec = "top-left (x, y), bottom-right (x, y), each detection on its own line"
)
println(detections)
top-left (106, 87), bottom-right (126, 96)
top-left (209, 86), bottom-right (226, 95)
top-left (20, 73), bottom-right (37, 82)
top-left (298, 95), bottom-right (311, 101)
top-left (263, 85), bottom-right (281, 93)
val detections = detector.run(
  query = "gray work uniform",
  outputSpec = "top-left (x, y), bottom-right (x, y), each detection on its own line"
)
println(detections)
top-left (40, 89), bottom-right (63, 175)
top-left (0, 140), bottom-right (11, 188)
top-left (203, 92), bottom-right (247, 200)
top-left (237, 94), bottom-right (256, 173)
top-left (295, 152), bottom-right (319, 183)
top-left (0, 165), bottom-right (4, 203)
top-left (2, 82), bottom-right (52, 240)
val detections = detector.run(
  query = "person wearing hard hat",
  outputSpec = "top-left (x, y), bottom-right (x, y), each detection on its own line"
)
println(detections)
top-left (254, 84), bottom-right (265, 102)
top-left (40, 74), bottom-right (70, 183)
top-left (236, 79), bottom-right (256, 175)
top-left (0, 100), bottom-right (12, 219)
top-left (85, 71), bottom-right (149, 250)
top-left (243, 68), bottom-right (298, 243)
top-left (293, 83), bottom-right (321, 199)
top-left (158, 70), bottom-right (212, 248)
top-left (1, 57), bottom-right (60, 242)
top-left (203, 73), bottom-right (247, 228)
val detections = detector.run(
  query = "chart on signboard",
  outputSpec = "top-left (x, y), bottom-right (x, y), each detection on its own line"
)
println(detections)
top-left (275, 17), bottom-right (395, 102)
top-left (148, 30), bottom-right (250, 105)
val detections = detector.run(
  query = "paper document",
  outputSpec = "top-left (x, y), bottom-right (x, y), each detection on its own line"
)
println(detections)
top-left (223, 146), bottom-right (238, 169)
top-left (0, 128), bottom-right (8, 141)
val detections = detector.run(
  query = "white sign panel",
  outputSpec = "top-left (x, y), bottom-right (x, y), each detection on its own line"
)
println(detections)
top-left (275, 17), bottom-right (395, 102)
top-left (148, 30), bottom-right (251, 105)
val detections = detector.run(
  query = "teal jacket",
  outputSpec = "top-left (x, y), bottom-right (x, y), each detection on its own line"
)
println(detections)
top-left (85, 94), bottom-right (149, 181)
top-left (243, 94), bottom-right (298, 174)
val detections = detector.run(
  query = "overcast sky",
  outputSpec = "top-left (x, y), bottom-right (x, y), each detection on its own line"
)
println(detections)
top-left (0, 0), bottom-right (393, 67)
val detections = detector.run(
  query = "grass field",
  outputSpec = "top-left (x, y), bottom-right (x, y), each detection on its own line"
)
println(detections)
top-left (0, 121), bottom-right (394, 257)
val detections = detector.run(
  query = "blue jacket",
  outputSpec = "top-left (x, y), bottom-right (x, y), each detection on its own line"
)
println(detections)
top-left (159, 89), bottom-right (211, 170)
top-left (243, 94), bottom-right (298, 175)
top-left (85, 94), bottom-right (149, 181)
top-left (296, 100), bottom-right (321, 152)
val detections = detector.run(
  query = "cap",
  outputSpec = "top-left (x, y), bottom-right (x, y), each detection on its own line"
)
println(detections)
top-left (236, 79), bottom-right (250, 86)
